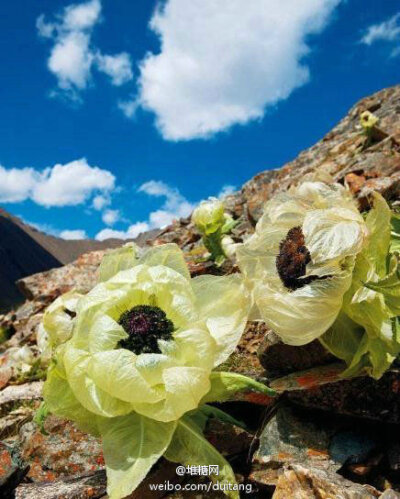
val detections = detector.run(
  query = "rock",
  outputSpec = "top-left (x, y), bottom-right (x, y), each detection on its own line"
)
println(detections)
top-left (205, 418), bottom-right (254, 458)
top-left (286, 368), bottom-right (400, 423)
top-left (15, 470), bottom-right (107, 499)
top-left (0, 406), bottom-right (35, 440)
top-left (270, 362), bottom-right (349, 393)
top-left (252, 404), bottom-right (339, 479)
top-left (0, 382), bottom-right (43, 414)
top-left (381, 491), bottom-right (400, 499)
top-left (17, 250), bottom-right (106, 302)
top-left (272, 464), bottom-right (379, 499)
top-left (387, 441), bottom-right (400, 474)
top-left (258, 331), bottom-right (335, 377)
top-left (221, 321), bottom-right (267, 378)
top-left (19, 416), bottom-right (104, 482)
top-left (329, 431), bottom-right (377, 466)
top-left (0, 441), bottom-right (28, 496)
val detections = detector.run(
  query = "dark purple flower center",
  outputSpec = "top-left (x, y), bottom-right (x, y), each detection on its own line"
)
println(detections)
top-left (276, 226), bottom-right (328, 291)
top-left (117, 305), bottom-right (174, 355)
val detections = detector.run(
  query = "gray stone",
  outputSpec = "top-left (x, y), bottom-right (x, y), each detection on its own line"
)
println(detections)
top-left (272, 464), bottom-right (379, 499)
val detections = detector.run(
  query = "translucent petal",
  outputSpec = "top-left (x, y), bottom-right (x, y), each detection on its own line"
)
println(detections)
top-left (63, 346), bottom-right (132, 417)
top-left (192, 274), bottom-right (251, 366)
top-left (88, 315), bottom-right (127, 353)
top-left (255, 271), bottom-right (353, 346)
top-left (98, 243), bottom-right (139, 282)
top-left (172, 326), bottom-right (216, 370)
top-left (364, 192), bottom-right (392, 276)
top-left (87, 350), bottom-right (163, 404)
top-left (236, 225), bottom-right (284, 281)
top-left (135, 353), bottom-right (176, 386)
top-left (304, 208), bottom-right (367, 264)
top-left (133, 366), bottom-right (210, 422)
top-left (138, 243), bottom-right (191, 280)
top-left (43, 363), bottom-right (100, 436)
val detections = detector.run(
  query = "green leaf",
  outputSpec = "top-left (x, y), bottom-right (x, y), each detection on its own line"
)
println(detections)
top-left (338, 319), bottom-right (400, 379)
top-left (203, 230), bottom-right (226, 263)
top-left (98, 244), bottom-right (138, 282)
top-left (33, 402), bottom-right (50, 435)
top-left (340, 334), bottom-right (370, 378)
top-left (98, 413), bottom-right (176, 499)
top-left (320, 312), bottom-right (364, 365)
top-left (221, 215), bottom-right (239, 235)
top-left (164, 415), bottom-right (239, 499)
top-left (390, 213), bottom-right (400, 252)
top-left (364, 192), bottom-right (391, 276)
top-left (341, 326), bottom-right (400, 380)
top-left (199, 404), bottom-right (248, 430)
top-left (201, 371), bottom-right (276, 405)
top-left (365, 255), bottom-right (400, 315)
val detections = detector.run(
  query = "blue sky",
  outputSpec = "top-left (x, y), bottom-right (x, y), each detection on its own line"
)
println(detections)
top-left (0, 0), bottom-right (399, 240)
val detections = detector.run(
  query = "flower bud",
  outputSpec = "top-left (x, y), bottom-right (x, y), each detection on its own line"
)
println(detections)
top-left (221, 235), bottom-right (237, 258)
top-left (192, 198), bottom-right (225, 235)
top-left (9, 345), bottom-right (35, 373)
top-left (360, 110), bottom-right (378, 131)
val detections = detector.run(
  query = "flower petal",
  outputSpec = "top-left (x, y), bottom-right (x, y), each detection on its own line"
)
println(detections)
top-left (63, 346), bottom-right (133, 417)
top-left (98, 243), bottom-right (139, 282)
top-left (133, 366), bottom-right (210, 422)
top-left (192, 274), bottom-right (250, 366)
top-left (172, 326), bottom-right (216, 370)
top-left (87, 350), bottom-right (163, 404)
top-left (43, 363), bottom-right (100, 436)
top-left (304, 208), bottom-right (367, 264)
top-left (138, 243), bottom-right (191, 281)
top-left (255, 271), bottom-right (352, 346)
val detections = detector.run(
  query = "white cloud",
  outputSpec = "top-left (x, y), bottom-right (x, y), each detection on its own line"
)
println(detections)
top-left (95, 180), bottom-right (194, 240)
top-left (32, 159), bottom-right (115, 207)
top-left (0, 166), bottom-right (39, 203)
top-left (92, 194), bottom-right (110, 210)
top-left (95, 222), bottom-right (149, 241)
top-left (48, 31), bottom-right (93, 91)
top-left (102, 209), bottom-right (120, 226)
top-left (218, 184), bottom-right (236, 198)
top-left (133, 0), bottom-right (341, 141)
top-left (96, 53), bottom-right (133, 86)
top-left (139, 180), bottom-right (195, 226)
top-left (60, 229), bottom-right (88, 240)
top-left (63, 0), bottom-right (102, 30)
top-left (118, 98), bottom-right (138, 118)
top-left (361, 13), bottom-right (400, 54)
top-left (0, 158), bottom-right (115, 207)
top-left (37, 0), bottom-right (133, 98)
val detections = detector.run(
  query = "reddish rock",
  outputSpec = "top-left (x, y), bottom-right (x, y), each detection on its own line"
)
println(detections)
top-left (19, 416), bottom-right (103, 482)
top-left (0, 442), bottom-right (28, 496)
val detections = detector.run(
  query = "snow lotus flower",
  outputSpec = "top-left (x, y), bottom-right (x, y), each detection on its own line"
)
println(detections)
top-left (192, 198), bottom-right (238, 264)
top-left (37, 290), bottom-right (82, 361)
top-left (360, 110), bottom-right (379, 131)
top-left (42, 243), bottom-right (272, 499)
top-left (236, 180), bottom-right (368, 346)
top-left (192, 197), bottom-right (226, 235)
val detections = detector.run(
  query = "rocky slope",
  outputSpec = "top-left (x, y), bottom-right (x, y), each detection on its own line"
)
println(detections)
top-left (1, 85), bottom-right (400, 498)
